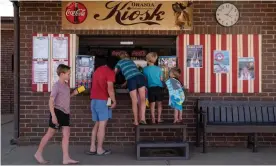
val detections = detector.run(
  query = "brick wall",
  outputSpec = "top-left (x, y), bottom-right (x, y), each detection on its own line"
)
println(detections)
top-left (1, 29), bottom-right (14, 114)
top-left (19, 1), bottom-right (276, 146)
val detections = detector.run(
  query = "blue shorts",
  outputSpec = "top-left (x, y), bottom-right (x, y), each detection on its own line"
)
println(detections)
top-left (91, 100), bottom-right (112, 121)
top-left (127, 74), bottom-right (146, 92)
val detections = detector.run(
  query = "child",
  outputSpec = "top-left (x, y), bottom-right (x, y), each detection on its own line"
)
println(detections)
top-left (143, 52), bottom-right (164, 124)
top-left (115, 51), bottom-right (147, 125)
top-left (34, 64), bottom-right (79, 164)
top-left (165, 67), bottom-right (185, 123)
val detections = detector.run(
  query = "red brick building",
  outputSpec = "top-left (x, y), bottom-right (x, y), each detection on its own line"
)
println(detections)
top-left (1, 17), bottom-right (14, 114)
top-left (16, 1), bottom-right (276, 146)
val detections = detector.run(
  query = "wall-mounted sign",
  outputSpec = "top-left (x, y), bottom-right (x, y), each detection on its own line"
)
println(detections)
top-left (62, 1), bottom-right (193, 30)
top-left (213, 50), bottom-right (230, 73)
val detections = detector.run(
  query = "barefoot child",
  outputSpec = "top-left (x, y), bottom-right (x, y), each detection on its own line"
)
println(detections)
top-left (115, 51), bottom-right (147, 125)
top-left (143, 52), bottom-right (164, 124)
top-left (34, 64), bottom-right (79, 164)
top-left (165, 68), bottom-right (185, 123)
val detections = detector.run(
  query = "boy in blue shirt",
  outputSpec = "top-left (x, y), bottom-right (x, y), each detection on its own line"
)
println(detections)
top-left (143, 52), bottom-right (163, 124)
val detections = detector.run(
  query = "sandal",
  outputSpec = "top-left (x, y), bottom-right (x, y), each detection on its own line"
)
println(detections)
top-left (85, 151), bottom-right (96, 155)
top-left (157, 120), bottom-right (164, 124)
top-left (139, 120), bottom-right (147, 125)
top-left (96, 150), bottom-right (111, 156)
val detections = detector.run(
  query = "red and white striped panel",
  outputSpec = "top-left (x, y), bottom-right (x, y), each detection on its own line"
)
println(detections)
top-left (32, 33), bottom-right (51, 92)
top-left (69, 34), bottom-right (78, 88)
top-left (177, 34), bottom-right (262, 93)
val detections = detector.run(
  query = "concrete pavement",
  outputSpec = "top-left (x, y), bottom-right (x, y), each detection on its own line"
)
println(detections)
top-left (1, 115), bottom-right (276, 165)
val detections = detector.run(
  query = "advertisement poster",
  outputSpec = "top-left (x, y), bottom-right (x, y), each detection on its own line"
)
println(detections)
top-left (76, 55), bottom-right (95, 89)
top-left (213, 50), bottom-right (230, 73)
top-left (33, 61), bottom-right (48, 83)
top-left (33, 36), bottom-right (49, 59)
top-left (238, 57), bottom-right (255, 80)
top-left (52, 37), bottom-right (68, 59)
top-left (158, 56), bottom-right (177, 81)
top-left (186, 45), bottom-right (203, 68)
top-left (52, 61), bottom-right (68, 85)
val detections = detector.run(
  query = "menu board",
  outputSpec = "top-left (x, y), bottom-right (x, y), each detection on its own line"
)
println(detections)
top-left (75, 55), bottom-right (95, 89)
top-left (52, 61), bottom-right (68, 85)
top-left (33, 61), bottom-right (48, 83)
top-left (33, 36), bottom-right (49, 59)
top-left (52, 36), bottom-right (68, 59)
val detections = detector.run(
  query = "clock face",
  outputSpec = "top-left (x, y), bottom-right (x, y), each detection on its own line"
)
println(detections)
top-left (216, 3), bottom-right (239, 27)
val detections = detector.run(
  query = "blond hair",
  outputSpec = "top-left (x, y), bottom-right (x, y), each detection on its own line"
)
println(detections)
top-left (56, 64), bottom-right (70, 76)
top-left (170, 67), bottom-right (181, 79)
top-left (119, 51), bottom-right (129, 59)
top-left (146, 52), bottom-right (158, 64)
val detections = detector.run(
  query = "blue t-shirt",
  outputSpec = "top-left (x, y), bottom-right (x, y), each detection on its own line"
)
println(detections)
top-left (143, 65), bottom-right (163, 88)
top-left (115, 59), bottom-right (142, 80)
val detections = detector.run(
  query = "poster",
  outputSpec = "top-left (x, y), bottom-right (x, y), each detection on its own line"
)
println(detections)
top-left (52, 61), bottom-right (68, 84)
top-left (33, 36), bottom-right (49, 59)
top-left (75, 55), bottom-right (95, 89)
top-left (238, 57), bottom-right (255, 80)
top-left (33, 61), bottom-right (48, 83)
top-left (186, 45), bottom-right (203, 68)
top-left (158, 56), bottom-right (177, 81)
top-left (213, 50), bottom-right (230, 73)
top-left (52, 37), bottom-right (68, 59)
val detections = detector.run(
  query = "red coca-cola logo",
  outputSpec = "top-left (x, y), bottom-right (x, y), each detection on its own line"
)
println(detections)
top-left (65, 2), bottom-right (87, 24)
top-left (132, 50), bottom-right (147, 57)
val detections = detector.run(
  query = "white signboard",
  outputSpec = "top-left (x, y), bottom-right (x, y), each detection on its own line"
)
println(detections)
top-left (33, 61), bottom-right (48, 83)
top-left (52, 36), bottom-right (68, 59)
top-left (33, 36), bottom-right (49, 59)
top-left (52, 61), bottom-right (68, 85)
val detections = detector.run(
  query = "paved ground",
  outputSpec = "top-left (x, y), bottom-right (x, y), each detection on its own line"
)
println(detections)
top-left (1, 114), bottom-right (276, 165)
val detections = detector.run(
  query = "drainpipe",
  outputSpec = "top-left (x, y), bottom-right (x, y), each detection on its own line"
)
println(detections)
top-left (10, 1), bottom-right (20, 145)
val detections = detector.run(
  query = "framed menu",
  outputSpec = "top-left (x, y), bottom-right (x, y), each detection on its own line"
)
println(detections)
top-left (33, 61), bottom-right (48, 83)
top-left (33, 36), bottom-right (49, 59)
top-left (52, 61), bottom-right (69, 85)
top-left (52, 36), bottom-right (68, 59)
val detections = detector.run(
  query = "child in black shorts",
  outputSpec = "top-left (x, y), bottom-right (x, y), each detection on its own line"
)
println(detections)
top-left (143, 52), bottom-right (164, 124)
top-left (34, 64), bottom-right (79, 164)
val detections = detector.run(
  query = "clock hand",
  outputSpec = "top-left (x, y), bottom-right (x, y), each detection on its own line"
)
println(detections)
top-left (227, 7), bottom-right (233, 15)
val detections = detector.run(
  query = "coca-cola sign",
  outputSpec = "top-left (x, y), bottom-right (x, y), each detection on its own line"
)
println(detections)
top-left (131, 50), bottom-right (147, 57)
top-left (65, 2), bottom-right (88, 24)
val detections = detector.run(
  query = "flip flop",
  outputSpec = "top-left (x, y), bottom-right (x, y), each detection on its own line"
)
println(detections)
top-left (96, 150), bottom-right (111, 156)
top-left (157, 120), bottom-right (164, 123)
top-left (85, 151), bottom-right (96, 155)
top-left (139, 120), bottom-right (147, 125)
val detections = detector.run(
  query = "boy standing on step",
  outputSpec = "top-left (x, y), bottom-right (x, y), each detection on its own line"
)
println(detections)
top-left (143, 52), bottom-right (164, 124)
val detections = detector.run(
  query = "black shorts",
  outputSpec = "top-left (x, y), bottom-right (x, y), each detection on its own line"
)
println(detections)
top-left (127, 75), bottom-right (146, 92)
top-left (49, 108), bottom-right (70, 129)
top-left (148, 86), bottom-right (163, 103)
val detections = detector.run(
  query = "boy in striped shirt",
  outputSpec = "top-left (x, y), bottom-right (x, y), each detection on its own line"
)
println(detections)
top-left (115, 51), bottom-right (147, 125)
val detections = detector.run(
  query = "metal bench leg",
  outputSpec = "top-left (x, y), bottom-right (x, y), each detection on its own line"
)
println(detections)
top-left (253, 133), bottom-right (258, 153)
top-left (202, 127), bottom-right (206, 153)
top-left (196, 124), bottom-right (200, 147)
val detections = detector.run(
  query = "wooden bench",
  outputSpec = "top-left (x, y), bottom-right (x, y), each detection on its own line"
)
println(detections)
top-left (195, 100), bottom-right (276, 153)
top-left (136, 123), bottom-right (189, 160)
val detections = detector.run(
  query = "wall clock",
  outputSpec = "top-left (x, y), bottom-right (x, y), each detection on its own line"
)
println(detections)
top-left (216, 3), bottom-right (239, 27)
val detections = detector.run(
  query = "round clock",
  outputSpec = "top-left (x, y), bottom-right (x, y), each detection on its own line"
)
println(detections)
top-left (216, 3), bottom-right (239, 27)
